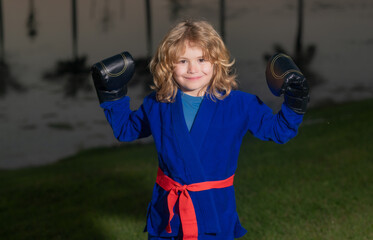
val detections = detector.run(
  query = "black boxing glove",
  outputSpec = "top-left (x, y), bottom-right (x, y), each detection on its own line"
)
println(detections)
top-left (91, 51), bottom-right (135, 103)
top-left (265, 53), bottom-right (309, 114)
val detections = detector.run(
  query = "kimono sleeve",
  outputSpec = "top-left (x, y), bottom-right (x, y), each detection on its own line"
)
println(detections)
top-left (243, 95), bottom-right (304, 144)
top-left (100, 95), bottom-right (152, 142)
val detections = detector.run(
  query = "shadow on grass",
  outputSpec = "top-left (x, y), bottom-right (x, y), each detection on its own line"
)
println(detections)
top-left (0, 144), bottom-right (158, 240)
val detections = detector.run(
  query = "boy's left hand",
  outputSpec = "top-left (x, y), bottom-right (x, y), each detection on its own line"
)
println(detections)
top-left (282, 71), bottom-right (309, 114)
top-left (265, 53), bottom-right (309, 114)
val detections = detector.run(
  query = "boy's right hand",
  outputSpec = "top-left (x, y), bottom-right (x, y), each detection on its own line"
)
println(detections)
top-left (91, 51), bottom-right (135, 103)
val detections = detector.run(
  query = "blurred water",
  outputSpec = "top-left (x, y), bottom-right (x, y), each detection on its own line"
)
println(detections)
top-left (0, 0), bottom-right (372, 169)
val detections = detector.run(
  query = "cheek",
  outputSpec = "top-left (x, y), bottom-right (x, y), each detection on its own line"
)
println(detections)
top-left (202, 63), bottom-right (214, 76)
top-left (173, 65), bottom-right (185, 77)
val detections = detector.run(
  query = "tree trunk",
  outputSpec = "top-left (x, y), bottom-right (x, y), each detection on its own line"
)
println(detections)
top-left (72, 0), bottom-right (78, 60)
top-left (219, 0), bottom-right (226, 42)
top-left (0, 0), bottom-right (4, 62)
top-left (145, 0), bottom-right (152, 58)
top-left (295, 0), bottom-right (303, 61)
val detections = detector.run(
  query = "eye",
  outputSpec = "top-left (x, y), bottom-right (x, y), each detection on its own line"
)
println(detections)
top-left (198, 58), bottom-right (205, 63)
top-left (179, 59), bottom-right (187, 64)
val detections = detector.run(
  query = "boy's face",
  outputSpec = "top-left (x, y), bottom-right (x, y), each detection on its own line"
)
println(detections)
top-left (173, 42), bottom-right (213, 97)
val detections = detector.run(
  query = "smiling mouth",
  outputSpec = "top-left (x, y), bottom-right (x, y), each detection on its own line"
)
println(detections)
top-left (185, 76), bottom-right (202, 80)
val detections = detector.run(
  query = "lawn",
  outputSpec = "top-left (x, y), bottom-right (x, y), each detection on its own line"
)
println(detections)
top-left (0, 99), bottom-right (372, 240)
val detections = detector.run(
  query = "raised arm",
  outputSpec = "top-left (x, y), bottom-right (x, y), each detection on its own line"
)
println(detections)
top-left (91, 51), bottom-right (151, 141)
top-left (244, 54), bottom-right (309, 143)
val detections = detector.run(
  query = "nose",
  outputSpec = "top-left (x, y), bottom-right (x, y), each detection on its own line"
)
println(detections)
top-left (187, 61), bottom-right (198, 74)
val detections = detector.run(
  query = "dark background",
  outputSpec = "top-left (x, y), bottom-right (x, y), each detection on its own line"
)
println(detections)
top-left (0, 0), bottom-right (372, 169)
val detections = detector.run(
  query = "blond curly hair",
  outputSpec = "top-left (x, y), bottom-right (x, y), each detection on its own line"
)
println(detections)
top-left (150, 20), bottom-right (237, 102)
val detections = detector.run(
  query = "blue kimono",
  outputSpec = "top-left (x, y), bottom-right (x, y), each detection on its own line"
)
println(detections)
top-left (100, 90), bottom-right (303, 239)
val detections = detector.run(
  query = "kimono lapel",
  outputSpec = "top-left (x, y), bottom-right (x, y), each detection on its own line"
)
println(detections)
top-left (189, 94), bottom-right (217, 153)
top-left (170, 90), bottom-right (221, 234)
top-left (171, 90), bottom-right (204, 182)
top-left (171, 90), bottom-right (219, 182)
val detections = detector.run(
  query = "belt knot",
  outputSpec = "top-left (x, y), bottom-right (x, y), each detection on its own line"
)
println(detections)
top-left (155, 168), bottom-right (235, 240)
top-left (177, 185), bottom-right (188, 191)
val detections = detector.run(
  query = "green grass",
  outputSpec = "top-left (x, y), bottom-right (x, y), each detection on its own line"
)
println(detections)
top-left (1, 99), bottom-right (373, 240)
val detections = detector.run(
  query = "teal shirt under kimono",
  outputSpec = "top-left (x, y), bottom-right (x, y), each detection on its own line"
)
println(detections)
top-left (181, 93), bottom-right (203, 131)
top-left (100, 90), bottom-right (304, 239)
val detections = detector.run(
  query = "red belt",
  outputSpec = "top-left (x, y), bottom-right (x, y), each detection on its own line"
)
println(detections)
top-left (156, 168), bottom-right (234, 240)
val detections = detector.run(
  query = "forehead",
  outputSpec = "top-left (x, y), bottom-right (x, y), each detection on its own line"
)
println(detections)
top-left (176, 41), bottom-right (208, 58)
top-left (180, 44), bottom-right (202, 56)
